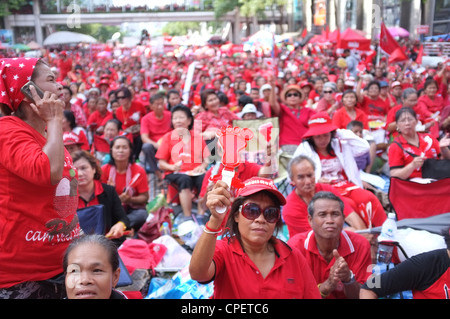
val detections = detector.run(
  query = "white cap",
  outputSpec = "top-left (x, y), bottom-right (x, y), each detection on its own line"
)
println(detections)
top-left (238, 103), bottom-right (263, 118)
top-left (391, 81), bottom-right (401, 88)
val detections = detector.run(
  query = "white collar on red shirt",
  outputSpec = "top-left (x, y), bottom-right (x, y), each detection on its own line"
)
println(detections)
top-left (303, 230), bottom-right (355, 257)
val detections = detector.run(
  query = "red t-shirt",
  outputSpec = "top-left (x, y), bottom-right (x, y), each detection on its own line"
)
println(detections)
top-left (155, 129), bottom-right (209, 175)
top-left (115, 101), bottom-right (147, 130)
top-left (101, 163), bottom-right (148, 197)
top-left (0, 116), bottom-right (80, 288)
top-left (87, 110), bottom-right (113, 129)
top-left (140, 110), bottom-right (172, 143)
top-left (388, 133), bottom-right (441, 179)
top-left (360, 95), bottom-right (390, 120)
top-left (332, 107), bottom-right (369, 130)
top-left (279, 103), bottom-right (316, 146)
top-left (283, 184), bottom-right (355, 238)
top-left (212, 237), bottom-right (321, 299)
top-left (288, 230), bottom-right (372, 299)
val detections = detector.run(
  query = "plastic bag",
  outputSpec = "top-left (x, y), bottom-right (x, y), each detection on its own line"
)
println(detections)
top-left (152, 235), bottom-right (192, 270)
top-left (145, 265), bottom-right (214, 299)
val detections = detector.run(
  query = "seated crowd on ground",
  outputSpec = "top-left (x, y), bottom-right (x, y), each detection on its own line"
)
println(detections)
top-left (0, 39), bottom-right (449, 300)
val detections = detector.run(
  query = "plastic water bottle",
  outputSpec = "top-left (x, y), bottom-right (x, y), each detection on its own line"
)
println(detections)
top-left (161, 222), bottom-right (171, 236)
top-left (377, 213), bottom-right (397, 264)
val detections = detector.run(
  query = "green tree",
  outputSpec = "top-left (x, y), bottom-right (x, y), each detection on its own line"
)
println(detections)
top-left (56, 24), bottom-right (121, 43)
top-left (161, 22), bottom-right (201, 36)
top-left (0, 0), bottom-right (29, 17)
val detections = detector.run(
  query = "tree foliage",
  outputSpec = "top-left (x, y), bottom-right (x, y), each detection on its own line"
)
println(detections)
top-left (56, 24), bottom-right (121, 43)
top-left (0, 0), bottom-right (29, 17)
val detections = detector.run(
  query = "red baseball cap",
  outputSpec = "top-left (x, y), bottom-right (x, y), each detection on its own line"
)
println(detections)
top-left (303, 112), bottom-right (338, 138)
top-left (63, 131), bottom-right (82, 146)
top-left (236, 177), bottom-right (286, 205)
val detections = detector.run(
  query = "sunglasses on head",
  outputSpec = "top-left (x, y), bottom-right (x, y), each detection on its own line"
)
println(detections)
top-left (239, 203), bottom-right (280, 223)
top-left (286, 93), bottom-right (300, 98)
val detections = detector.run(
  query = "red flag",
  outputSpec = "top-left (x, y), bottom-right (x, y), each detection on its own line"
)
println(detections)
top-left (380, 23), bottom-right (408, 62)
top-left (380, 22), bottom-right (399, 54)
top-left (416, 44), bottom-right (423, 64)
top-left (389, 47), bottom-right (409, 63)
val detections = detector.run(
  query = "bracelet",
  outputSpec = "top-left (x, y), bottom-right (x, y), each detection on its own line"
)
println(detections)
top-left (317, 283), bottom-right (329, 298)
top-left (118, 221), bottom-right (127, 231)
top-left (205, 222), bottom-right (221, 233)
top-left (203, 226), bottom-right (222, 236)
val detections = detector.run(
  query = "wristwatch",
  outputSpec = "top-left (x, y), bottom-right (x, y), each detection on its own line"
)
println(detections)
top-left (343, 270), bottom-right (356, 285)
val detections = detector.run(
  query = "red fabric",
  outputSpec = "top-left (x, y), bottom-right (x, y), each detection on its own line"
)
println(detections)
top-left (155, 129), bottom-right (209, 175)
top-left (140, 110), bottom-right (172, 142)
top-left (0, 116), bottom-right (80, 288)
top-left (388, 177), bottom-right (450, 220)
top-left (212, 237), bottom-right (321, 299)
top-left (388, 133), bottom-right (441, 179)
top-left (278, 103), bottom-right (316, 146)
top-left (283, 184), bottom-right (356, 238)
top-left (101, 163), bottom-right (148, 197)
top-left (332, 107), bottom-right (369, 130)
top-left (0, 57), bottom-right (39, 111)
top-left (115, 101), bottom-right (147, 129)
top-left (118, 239), bottom-right (167, 275)
top-left (360, 95), bottom-right (390, 120)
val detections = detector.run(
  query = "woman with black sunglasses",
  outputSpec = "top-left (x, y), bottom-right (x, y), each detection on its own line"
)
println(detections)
top-left (268, 76), bottom-right (316, 155)
top-left (189, 177), bottom-right (321, 299)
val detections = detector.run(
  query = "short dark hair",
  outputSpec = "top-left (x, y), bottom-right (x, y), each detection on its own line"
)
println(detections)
top-left (307, 191), bottom-right (344, 217)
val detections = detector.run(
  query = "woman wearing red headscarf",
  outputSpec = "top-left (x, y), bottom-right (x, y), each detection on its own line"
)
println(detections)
top-left (0, 58), bottom-right (80, 299)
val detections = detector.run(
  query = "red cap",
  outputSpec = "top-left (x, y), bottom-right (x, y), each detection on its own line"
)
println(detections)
top-left (303, 112), bottom-right (338, 139)
top-left (63, 131), bottom-right (82, 146)
top-left (236, 177), bottom-right (286, 205)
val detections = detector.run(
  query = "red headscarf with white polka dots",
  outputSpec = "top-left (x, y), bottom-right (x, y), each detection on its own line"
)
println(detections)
top-left (0, 57), bottom-right (39, 112)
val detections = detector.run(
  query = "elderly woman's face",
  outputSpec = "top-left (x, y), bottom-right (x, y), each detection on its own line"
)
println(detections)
top-left (33, 63), bottom-right (63, 99)
top-left (235, 192), bottom-right (279, 246)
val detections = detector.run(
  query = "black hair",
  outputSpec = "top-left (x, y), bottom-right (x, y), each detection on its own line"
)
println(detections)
top-left (395, 107), bottom-right (417, 123)
top-left (64, 110), bottom-right (77, 130)
top-left (171, 104), bottom-right (194, 130)
top-left (63, 234), bottom-right (120, 273)
top-left (307, 191), bottom-right (345, 217)
top-left (109, 135), bottom-right (135, 165)
top-left (200, 89), bottom-right (217, 109)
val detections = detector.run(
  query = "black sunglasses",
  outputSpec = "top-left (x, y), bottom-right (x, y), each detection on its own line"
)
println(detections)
top-left (286, 93), bottom-right (300, 98)
top-left (239, 203), bottom-right (280, 223)
top-left (323, 91), bottom-right (333, 94)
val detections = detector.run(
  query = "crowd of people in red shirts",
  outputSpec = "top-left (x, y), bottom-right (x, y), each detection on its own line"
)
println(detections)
top-left (1, 34), bottom-right (450, 300)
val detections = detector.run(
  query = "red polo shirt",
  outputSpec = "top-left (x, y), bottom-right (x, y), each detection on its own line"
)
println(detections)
top-left (388, 133), bottom-right (441, 179)
top-left (212, 237), bottom-right (321, 299)
top-left (288, 230), bottom-right (372, 299)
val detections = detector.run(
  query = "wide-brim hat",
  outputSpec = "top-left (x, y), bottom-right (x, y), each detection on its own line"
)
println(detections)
top-left (303, 112), bottom-right (338, 139)
top-left (236, 177), bottom-right (286, 205)
top-left (281, 84), bottom-right (303, 104)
